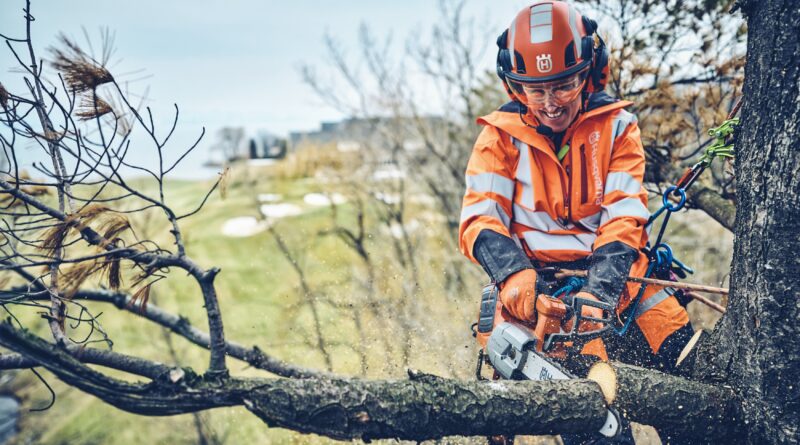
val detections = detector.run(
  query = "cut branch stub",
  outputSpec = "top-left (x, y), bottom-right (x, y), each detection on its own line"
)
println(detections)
top-left (586, 361), bottom-right (616, 405)
top-left (595, 362), bottom-right (743, 444)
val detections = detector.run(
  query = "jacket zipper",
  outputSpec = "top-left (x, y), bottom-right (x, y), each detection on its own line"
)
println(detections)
top-left (564, 165), bottom-right (571, 223)
top-left (580, 144), bottom-right (588, 204)
top-left (551, 138), bottom-right (570, 225)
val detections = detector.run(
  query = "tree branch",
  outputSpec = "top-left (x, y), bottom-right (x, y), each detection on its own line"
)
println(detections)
top-left (0, 321), bottom-right (743, 442)
top-left (0, 286), bottom-right (329, 379)
top-left (0, 177), bottom-right (229, 374)
top-left (0, 326), bottom-right (172, 379)
top-left (72, 288), bottom-right (332, 379)
top-left (0, 352), bottom-right (37, 369)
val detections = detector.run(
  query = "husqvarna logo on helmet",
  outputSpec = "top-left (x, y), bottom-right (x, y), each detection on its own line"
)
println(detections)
top-left (536, 54), bottom-right (553, 73)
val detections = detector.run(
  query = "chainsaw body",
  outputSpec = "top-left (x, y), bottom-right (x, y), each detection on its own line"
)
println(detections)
top-left (478, 284), bottom-right (621, 438)
top-left (476, 284), bottom-right (616, 353)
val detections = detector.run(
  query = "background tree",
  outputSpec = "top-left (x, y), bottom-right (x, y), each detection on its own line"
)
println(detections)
top-left (579, 0), bottom-right (744, 231)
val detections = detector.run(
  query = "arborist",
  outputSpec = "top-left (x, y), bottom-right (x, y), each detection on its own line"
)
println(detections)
top-left (459, 2), bottom-right (696, 439)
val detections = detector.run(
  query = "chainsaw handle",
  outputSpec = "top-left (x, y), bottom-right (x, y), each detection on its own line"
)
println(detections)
top-left (572, 296), bottom-right (615, 324)
top-left (541, 296), bottom-right (616, 353)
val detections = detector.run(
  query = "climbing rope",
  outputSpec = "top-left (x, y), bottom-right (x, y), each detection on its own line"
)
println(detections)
top-left (617, 99), bottom-right (742, 335)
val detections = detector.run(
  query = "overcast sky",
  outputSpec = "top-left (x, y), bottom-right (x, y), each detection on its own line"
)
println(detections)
top-left (0, 0), bottom-right (532, 177)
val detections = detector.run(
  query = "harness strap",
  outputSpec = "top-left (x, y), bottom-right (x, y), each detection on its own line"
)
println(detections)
top-left (634, 287), bottom-right (675, 320)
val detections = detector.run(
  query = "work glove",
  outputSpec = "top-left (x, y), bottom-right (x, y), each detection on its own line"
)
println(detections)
top-left (498, 269), bottom-right (538, 321)
top-left (581, 241), bottom-right (639, 308)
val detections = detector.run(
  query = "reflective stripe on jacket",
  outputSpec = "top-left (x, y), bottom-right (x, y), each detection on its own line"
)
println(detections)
top-left (459, 98), bottom-right (649, 265)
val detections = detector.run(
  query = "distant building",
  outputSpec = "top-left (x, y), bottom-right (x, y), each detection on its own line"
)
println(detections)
top-left (205, 128), bottom-right (287, 167)
top-left (289, 116), bottom-right (446, 153)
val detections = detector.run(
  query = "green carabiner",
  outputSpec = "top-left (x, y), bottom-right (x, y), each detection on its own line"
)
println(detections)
top-left (700, 117), bottom-right (739, 166)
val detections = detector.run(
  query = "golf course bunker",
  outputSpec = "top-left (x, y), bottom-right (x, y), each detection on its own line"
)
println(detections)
top-left (258, 193), bottom-right (282, 203)
top-left (222, 193), bottom-right (342, 238)
top-left (259, 203), bottom-right (303, 218)
top-left (221, 216), bottom-right (269, 237)
top-left (303, 193), bottom-right (346, 206)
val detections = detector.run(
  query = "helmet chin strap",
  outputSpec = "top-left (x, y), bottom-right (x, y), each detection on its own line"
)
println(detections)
top-left (581, 90), bottom-right (591, 112)
top-left (517, 104), bottom-right (555, 138)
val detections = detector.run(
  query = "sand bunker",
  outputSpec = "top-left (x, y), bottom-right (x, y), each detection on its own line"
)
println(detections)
top-left (259, 203), bottom-right (303, 218)
top-left (258, 193), bottom-right (282, 203)
top-left (221, 216), bottom-right (269, 237)
top-left (303, 193), bottom-right (346, 206)
top-left (223, 192), bottom-right (347, 238)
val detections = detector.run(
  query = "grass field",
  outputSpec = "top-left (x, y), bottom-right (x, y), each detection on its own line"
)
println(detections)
top-left (2, 154), bottom-right (732, 445)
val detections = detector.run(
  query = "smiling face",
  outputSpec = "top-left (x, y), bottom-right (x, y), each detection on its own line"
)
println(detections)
top-left (532, 94), bottom-right (583, 133)
top-left (507, 69), bottom-right (588, 133)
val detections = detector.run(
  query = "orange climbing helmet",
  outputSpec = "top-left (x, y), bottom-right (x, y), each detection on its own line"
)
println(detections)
top-left (496, 1), bottom-right (609, 106)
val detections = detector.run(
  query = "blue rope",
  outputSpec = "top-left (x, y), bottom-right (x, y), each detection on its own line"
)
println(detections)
top-left (617, 240), bottom-right (684, 336)
top-left (646, 186), bottom-right (686, 229)
top-left (615, 261), bottom-right (656, 336)
top-left (552, 277), bottom-right (586, 300)
top-left (672, 257), bottom-right (695, 275)
top-left (654, 244), bottom-right (674, 276)
top-left (552, 187), bottom-right (692, 337)
top-left (615, 242), bottom-right (674, 336)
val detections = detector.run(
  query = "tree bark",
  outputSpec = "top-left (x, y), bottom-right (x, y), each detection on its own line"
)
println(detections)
top-left (694, 1), bottom-right (800, 443)
top-left (606, 363), bottom-right (742, 443)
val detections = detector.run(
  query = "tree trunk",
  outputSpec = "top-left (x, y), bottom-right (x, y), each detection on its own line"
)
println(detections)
top-left (694, 1), bottom-right (800, 443)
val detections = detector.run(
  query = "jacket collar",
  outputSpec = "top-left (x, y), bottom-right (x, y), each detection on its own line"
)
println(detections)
top-left (478, 92), bottom-right (632, 153)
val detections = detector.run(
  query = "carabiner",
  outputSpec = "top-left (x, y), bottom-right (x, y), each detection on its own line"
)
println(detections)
top-left (662, 186), bottom-right (687, 212)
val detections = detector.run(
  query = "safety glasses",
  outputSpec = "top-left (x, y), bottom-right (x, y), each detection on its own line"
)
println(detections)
top-left (508, 70), bottom-right (588, 109)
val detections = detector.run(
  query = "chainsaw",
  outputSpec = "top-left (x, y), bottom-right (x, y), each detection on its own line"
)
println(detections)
top-left (475, 283), bottom-right (621, 438)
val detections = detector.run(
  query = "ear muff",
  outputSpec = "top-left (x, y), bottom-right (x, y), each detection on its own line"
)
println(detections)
top-left (581, 16), bottom-right (609, 92)
top-left (590, 36), bottom-right (609, 92)
top-left (495, 29), bottom-right (517, 101)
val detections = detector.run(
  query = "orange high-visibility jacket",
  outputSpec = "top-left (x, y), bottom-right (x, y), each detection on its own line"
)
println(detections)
top-left (459, 98), bottom-right (648, 267)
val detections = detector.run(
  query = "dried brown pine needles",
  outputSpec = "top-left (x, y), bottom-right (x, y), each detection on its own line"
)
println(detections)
top-left (76, 95), bottom-right (113, 121)
top-left (0, 82), bottom-right (8, 108)
top-left (49, 34), bottom-right (113, 94)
